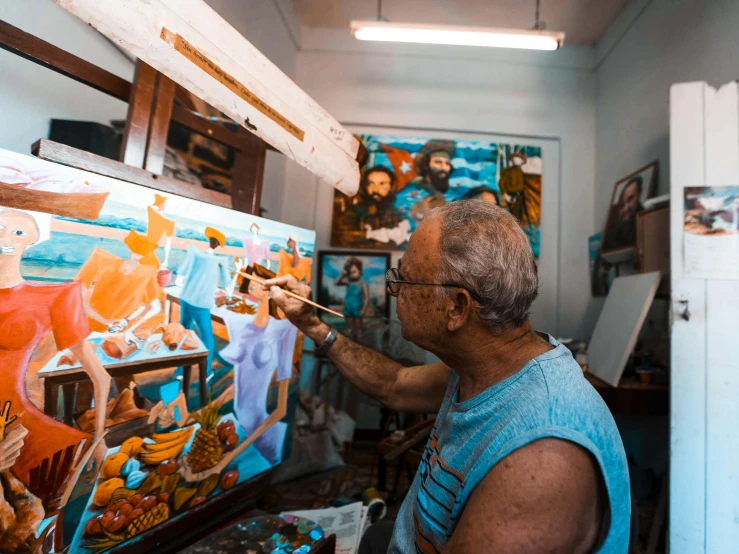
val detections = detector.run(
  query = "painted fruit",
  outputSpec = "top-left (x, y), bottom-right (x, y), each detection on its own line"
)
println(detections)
top-left (125, 470), bottom-right (148, 489)
top-left (85, 517), bottom-right (103, 536)
top-left (140, 495), bottom-right (157, 512)
top-left (156, 459), bottom-right (178, 478)
top-left (107, 499), bottom-right (128, 513)
top-left (173, 487), bottom-right (197, 510)
top-left (101, 453), bottom-right (130, 479)
top-left (105, 514), bottom-right (126, 533)
top-left (129, 494), bottom-right (143, 508)
top-left (190, 496), bottom-right (206, 508)
top-left (120, 437), bottom-right (145, 458)
top-left (217, 421), bottom-right (235, 442)
top-left (93, 478), bottom-right (125, 507)
top-left (118, 503), bottom-right (134, 517)
top-left (223, 433), bottom-right (238, 451)
top-left (125, 508), bottom-right (144, 527)
top-left (157, 492), bottom-right (170, 505)
top-left (121, 457), bottom-right (141, 477)
top-left (99, 511), bottom-right (116, 528)
top-left (220, 470), bottom-right (238, 490)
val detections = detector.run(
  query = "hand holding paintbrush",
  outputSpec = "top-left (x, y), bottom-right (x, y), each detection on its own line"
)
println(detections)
top-left (237, 270), bottom-right (344, 319)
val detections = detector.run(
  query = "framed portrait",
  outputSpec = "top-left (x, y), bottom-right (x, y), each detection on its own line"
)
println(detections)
top-left (330, 134), bottom-right (543, 258)
top-left (317, 251), bottom-right (391, 344)
top-left (601, 161), bottom-right (659, 260)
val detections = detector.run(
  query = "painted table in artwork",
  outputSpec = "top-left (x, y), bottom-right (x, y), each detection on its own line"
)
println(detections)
top-left (38, 332), bottom-right (210, 424)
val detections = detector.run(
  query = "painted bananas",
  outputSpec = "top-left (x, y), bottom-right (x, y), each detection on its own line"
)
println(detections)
top-left (139, 427), bottom-right (193, 465)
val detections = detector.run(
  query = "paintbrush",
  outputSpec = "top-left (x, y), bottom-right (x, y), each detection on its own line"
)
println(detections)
top-left (236, 270), bottom-right (345, 319)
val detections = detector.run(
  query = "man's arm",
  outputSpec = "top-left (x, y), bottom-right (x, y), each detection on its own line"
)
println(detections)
top-left (445, 438), bottom-right (608, 554)
top-left (265, 274), bottom-right (450, 414)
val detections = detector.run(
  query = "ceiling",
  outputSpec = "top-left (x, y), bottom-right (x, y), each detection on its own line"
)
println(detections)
top-left (294, 0), bottom-right (630, 46)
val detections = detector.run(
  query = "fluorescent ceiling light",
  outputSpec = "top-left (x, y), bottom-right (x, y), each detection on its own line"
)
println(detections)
top-left (351, 21), bottom-right (564, 51)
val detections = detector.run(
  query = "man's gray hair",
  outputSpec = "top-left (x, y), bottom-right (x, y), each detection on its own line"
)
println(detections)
top-left (428, 200), bottom-right (538, 329)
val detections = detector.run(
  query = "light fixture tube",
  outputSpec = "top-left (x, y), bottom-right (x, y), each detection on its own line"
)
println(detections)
top-left (351, 20), bottom-right (564, 51)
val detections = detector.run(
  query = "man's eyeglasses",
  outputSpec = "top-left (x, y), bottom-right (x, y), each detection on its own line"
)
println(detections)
top-left (385, 268), bottom-right (481, 303)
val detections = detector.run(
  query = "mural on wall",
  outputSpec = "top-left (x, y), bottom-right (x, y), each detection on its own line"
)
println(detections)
top-left (0, 149), bottom-right (314, 553)
top-left (330, 135), bottom-right (543, 257)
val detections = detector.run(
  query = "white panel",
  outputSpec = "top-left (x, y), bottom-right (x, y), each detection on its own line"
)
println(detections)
top-left (704, 81), bottom-right (739, 552)
top-left (669, 82), bottom-right (707, 553)
top-left (588, 273), bottom-right (661, 386)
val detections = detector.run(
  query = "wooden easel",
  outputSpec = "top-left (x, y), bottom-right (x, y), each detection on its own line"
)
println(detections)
top-left (0, 19), bottom-right (268, 214)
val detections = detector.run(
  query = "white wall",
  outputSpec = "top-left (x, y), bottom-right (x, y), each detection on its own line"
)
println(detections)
top-left (0, 0), bottom-right (134, 153)
top-left (0, 0), bottom-right (299, 218)
top-left (595, 0), bottom-right (739, 230)
top-left (282, 28), bottom-right (598, 339)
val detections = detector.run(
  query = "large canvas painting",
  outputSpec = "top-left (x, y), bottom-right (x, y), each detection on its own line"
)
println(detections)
top-left (0, 149), bottom-right (314, 553)
top-left (330, 135), bottom-right (543, 257)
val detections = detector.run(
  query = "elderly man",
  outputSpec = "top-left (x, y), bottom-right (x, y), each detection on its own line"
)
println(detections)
top-left (266, 201), bottom-right (630, 553)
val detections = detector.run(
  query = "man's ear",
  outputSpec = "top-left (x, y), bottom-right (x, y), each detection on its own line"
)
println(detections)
top-left (447, 290), bottom-right (473, 332)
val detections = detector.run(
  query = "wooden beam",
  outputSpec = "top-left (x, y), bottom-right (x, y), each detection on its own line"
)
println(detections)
top-left (0, 19), bottom-right (280, 161)
top-left (0, 19), bottom-right (130, 102)
top-left (32, 139), bottom-right (231, 208)
top-left (120, 61), bottom-right (158, 168)
top-left (145, 73), bottom-right (176, 174)
top-left (231, 128), bottom-right (265, 215)
top-left (0, 21), bottom-right (275, 151)
top-left (55, 0), bottom-right (361, 195)
top-left (170, 105), bottom-right (277, 154)
top-left (171, 104), bottom-right (243, 151)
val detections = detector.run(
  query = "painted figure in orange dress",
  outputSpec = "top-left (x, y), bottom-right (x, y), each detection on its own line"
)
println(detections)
top-left (147, 193), bottom-right (176, 269)
top-left (0, 209), bottom-right (110, 507)
top-left (75, 230), bottom-right (163, 345)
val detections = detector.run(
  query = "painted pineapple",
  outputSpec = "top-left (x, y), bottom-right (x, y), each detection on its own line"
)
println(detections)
top-left (186, 400), bottom-right (224, 472)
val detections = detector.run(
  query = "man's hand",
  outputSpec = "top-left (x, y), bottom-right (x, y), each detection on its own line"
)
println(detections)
top-left (262, 275), bottom-right (323, 335)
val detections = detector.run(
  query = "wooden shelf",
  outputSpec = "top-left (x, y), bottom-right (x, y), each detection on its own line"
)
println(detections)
top-left (585, 372), bottom-right (668, 416)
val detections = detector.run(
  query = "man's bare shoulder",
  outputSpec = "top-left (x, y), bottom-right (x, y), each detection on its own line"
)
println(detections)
top-left (445, 438), bottom-right (606, 554)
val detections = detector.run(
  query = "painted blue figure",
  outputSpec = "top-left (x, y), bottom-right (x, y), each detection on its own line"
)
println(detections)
top-left (336, 257), bottom-right (370, 342)
top-left (175, 227), bottom-right (231, 379)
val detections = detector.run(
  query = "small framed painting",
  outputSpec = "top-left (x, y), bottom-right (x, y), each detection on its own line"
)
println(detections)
top-left (601, 161), bottom-right (659, 260)
top-left (317, 251), bottom-right (391, 343)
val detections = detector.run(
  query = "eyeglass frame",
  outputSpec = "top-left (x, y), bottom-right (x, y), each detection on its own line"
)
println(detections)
top-left (385, 268), bottom-right (481, 304)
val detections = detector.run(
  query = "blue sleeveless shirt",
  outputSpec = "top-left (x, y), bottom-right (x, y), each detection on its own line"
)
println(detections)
top-left (388, 335), bottom-right (630, 553)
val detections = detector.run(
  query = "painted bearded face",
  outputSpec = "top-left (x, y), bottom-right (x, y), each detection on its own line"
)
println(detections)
top-left (365, 171), bottom-right (393, 202)
top-left (427, 153), bottom-right (452, 192)
top-left (0, 210), bottom-right (39, 257)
